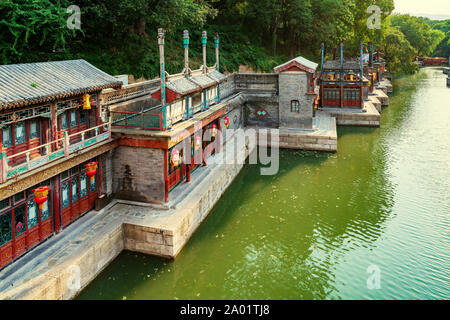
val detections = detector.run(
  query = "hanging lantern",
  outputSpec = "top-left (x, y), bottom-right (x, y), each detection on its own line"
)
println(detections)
top-left (16, 222), bottom-right (23, 233)
top-left (171, 149), bottom-right (180, 167)
top-left (211, 124), bottom-right (217, 138)
top-left (85, 162), bottom-right (98, 181)
top-left (224, 116), bottom-right (230, 129)
top-left (83, 93), bottom-right (91, 110)
top-left (349, 74), bottom-right (354, 81)
top-left (194, 135), bottom-right (201, 151)
top-left (314, 96), bottom-right (319, 110)
top-left (33, 186), bottom-right (50, 210)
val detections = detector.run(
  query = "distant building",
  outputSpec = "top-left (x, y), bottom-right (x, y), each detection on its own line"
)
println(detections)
top-left (319, 43), bottom-right (364, 109)
top-left (274, 56), bottom-right (318, 129)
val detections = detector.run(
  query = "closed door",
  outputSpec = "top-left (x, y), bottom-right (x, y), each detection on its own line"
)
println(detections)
top-left (60, 169), bottom-right (97, 228)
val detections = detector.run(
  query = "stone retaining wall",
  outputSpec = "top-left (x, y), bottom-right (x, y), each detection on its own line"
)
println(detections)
top-left (0, 224), bottom-right (124, 300)
top-left (123, 143), bottom-right (252, 258)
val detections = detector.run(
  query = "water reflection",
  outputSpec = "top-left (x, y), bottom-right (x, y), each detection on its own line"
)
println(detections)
top-left (78, 68), bottom-right (449, 300)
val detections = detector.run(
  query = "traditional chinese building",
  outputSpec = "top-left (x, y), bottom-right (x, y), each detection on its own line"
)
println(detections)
top-left (363, 42), bottom-right (386, 93)
top-left (273, 56), bottom-right (318, 129)
top-left (109, 29), bottom-right (231, 203)
top-left (148, 29), bottom-right (227, 130)
top-left (319, 43), bottom-right (364, 109)
top-left (0, 60), bottom-right (121, 268)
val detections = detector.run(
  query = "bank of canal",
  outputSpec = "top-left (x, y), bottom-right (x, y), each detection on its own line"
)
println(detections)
top-left (78, 68), bottom-right (449, 300)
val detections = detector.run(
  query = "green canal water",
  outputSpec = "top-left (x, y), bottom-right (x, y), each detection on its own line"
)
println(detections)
top-left (78, 68), bottom-right (449, 300)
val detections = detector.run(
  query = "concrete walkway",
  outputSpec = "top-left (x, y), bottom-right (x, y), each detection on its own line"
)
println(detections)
top-left (0, 137), bottom-right (251, 300)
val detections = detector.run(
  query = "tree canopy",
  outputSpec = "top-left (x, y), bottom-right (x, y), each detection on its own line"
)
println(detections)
top-left (0, 0), bottom-right (448, 77)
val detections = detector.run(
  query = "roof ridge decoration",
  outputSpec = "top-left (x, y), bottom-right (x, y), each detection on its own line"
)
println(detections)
top-left (274, 56), bottom-right (318, 74)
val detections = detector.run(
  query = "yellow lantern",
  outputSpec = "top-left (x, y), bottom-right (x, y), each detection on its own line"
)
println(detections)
top-left (84, 162), bottom-right (98, 181)
top-left (349, 74), bottom-right (354, 81)
top-left (33, 186), bottom-right (50, 210)
top-left (83, 93), bottom-right (91, 110)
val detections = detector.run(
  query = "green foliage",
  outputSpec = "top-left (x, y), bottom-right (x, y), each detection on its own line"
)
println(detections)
top-left (0, 0), bottom-right (79, 64)
top-left (382, 27), bottom-right (418, 74)
top-left (428, 19), bottom-right (450, 57)
top-left (389, 14), bottom-right (445, 56)
top-left (0, 0), bottom-right (447, 78)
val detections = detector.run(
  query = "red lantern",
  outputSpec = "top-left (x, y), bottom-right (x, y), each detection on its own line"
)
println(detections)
top-left (171, 149), bottom-right (180, 167)
top-left (224, 116), bottom-right (230, 129)
top-left (85, 162), bottom-right (98, 182)
top-left (33, 186), bottom-right (50, 210)
top-left (211, 124), bottom-right (217, 138)
top-left (194, 135), bottom-right (201, 151)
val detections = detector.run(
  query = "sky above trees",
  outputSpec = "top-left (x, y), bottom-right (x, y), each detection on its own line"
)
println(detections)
top-left (394, 0), bottom-right (450, 19)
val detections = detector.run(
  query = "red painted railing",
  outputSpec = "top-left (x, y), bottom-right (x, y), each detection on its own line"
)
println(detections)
top-left (0, 123), bottom-right (111, 184)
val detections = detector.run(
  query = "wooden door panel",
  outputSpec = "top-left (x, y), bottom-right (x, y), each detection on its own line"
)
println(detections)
top-left (26, 226), bottom-right (40, 249)
top-left (41, 219), bottom-right (52, 239)
top-left (0, 244), bottom-right (13, 268)
top-left (61, 208), bottom-right (71, 227)
top-left (88, 191), bottom-right (98, 209)
top-left (79, 196), bottom-right (90, 214)
top-left (14, 234), bottom-right (26, 257)
top-left (71, 202), bottom-right (80, 220)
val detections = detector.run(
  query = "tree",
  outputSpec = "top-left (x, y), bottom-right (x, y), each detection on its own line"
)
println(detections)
top-left (383, 27), bottom-right (417, 74)
top-left (389, 14), bottom-right (445, 56)
top-left (429, 19), bottom-right (450, 57)
top-left (0, 0), bottom-right (78, 64)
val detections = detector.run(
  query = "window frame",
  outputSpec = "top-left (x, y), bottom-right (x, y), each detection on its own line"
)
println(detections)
top-left (307, 73), bottom-right (315, 93)
top-left (291, 100), bottom-right (300, 113)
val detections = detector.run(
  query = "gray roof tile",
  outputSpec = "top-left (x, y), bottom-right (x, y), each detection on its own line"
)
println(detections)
top-left (323, 60), bottom-right (361, 71)
top-left (166, 77), bottom-right (200, 95)
top-left (189, 73), bottom-right (217, 89)
top-left (0, 59), bottom-right (122, 110)
top-left (206, 69), bottom-right (227, 83)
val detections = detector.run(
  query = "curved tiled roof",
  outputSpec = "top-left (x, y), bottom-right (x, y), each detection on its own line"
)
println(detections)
top-left (166, 77), bottom-right (200, 95)
top-left (0, 59), bottom-right (122, 110)
top-left (274, 56), bottom-right (318, 73)
top-left (323, 60), bottom-right (361, 71)
top-left (190, 73), bottom-right (217, 89)
top-left (206, 69), bottom-right (227, 83)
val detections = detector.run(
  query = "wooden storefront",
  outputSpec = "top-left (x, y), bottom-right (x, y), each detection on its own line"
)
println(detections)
top-left (166, 118), bottom-right (221, 195)
top-left (0, 156), bottom-right (101, 269)
top-left (0, 180), bottom-right (54, 269)
top-left (60, 159), bottom-right (99, 228)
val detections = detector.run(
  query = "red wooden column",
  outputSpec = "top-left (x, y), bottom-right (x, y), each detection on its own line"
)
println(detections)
top-left (53, 176), bottom-right (61, 233)
top-left (98, 156), bottom-right (103, 195)
top-left (202, 126), bottom-right (207, 167)
top-left (216, 119), bottom-right (222, 154)
top-left (320, 85), bottom-right (324, 107)
top-left (185, 139), bottom-right (191, 182)
top-left (96, 94), bottom-right (101, 126)
top-left (340, 85), bottom-right (344, 108)
top-left (360, 86), bottom-right (364, 109)
top-left (164, 149), bottom-right (169, 202)
top-left (50, 102), bottom-right (57, 151)
top-left (0, 137), bottom-right (3, 184)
